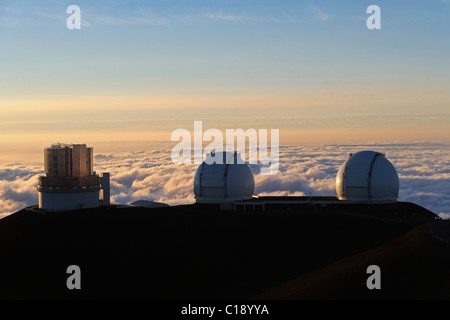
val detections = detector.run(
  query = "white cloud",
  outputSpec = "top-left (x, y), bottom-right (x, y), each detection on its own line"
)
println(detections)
top-left (1, 142), bottom-right (449, 219)
top-left (0, 163), bottom-right (41, 217)
top-left (311, 6), bottom-right (333, 21)
top-left (3, 5), bottom-right (22, 15)
top-left (0, 16), bottom-right (19, 27)
top-left (86, 12), bottom-right (169, 27)
top-left (204, 12), bottom-right (256, 22)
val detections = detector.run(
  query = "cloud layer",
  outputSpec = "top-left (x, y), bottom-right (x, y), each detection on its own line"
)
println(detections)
top-left (1, 142), bottom-right (449, 219)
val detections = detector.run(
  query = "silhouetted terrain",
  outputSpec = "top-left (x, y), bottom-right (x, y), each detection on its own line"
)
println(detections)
top-left (0, 203), bottom-right (448, 299)
top-left (254, 221), bottom-right (450, 299)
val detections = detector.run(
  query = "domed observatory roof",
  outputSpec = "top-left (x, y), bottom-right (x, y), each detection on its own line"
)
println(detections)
top-left (194, 151), bottom-right (255, 203)
top-left (336, 151), bottom-right (399, 203)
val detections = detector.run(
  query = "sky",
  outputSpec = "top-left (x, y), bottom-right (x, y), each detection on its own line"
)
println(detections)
top-left (0, 1), bottom-right (449, 217)
top-left (1, 0), bottom-right (450, 157)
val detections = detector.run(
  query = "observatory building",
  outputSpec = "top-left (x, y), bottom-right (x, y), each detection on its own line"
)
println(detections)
top-left (336, 151), bottom-right (399, 203)
top-left (194, 151), bottom-right (255, 208)
top-left (193, 150), bottom-right (405, 214)
top-left (37, 143), bottom-right (110, 211)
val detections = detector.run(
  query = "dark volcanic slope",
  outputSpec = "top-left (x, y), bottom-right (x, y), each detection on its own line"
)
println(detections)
top-left (0, 204), bottom-right (446, 299)
top-left (254, 221), bottom-right (450, 300)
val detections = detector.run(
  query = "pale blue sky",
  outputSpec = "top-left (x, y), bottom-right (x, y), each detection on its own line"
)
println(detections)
top-left (0, 0), bottom-right (449, 148)
top-left (1, 0), bottom-right (450, 95)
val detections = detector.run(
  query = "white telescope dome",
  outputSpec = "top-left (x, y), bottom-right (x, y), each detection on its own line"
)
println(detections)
top-left (336, 150), bottom-right (399, 203)
top-left (194, 151), bottom-right (255, 203)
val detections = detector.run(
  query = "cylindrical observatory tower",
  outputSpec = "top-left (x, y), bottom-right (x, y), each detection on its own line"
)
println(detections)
top-left (38, 143), bottom-right (110, 211)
